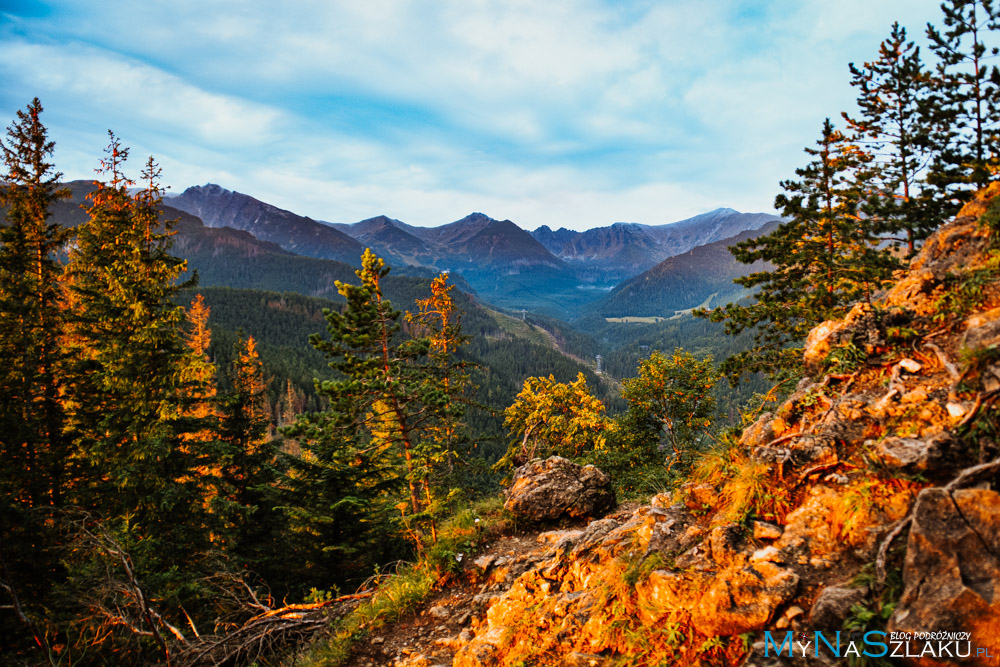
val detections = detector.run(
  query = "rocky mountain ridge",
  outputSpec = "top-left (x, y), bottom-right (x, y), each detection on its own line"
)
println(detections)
top-left (531, 208), bottom-right (780, 278)
top-left (370, 186), bottom-right (1000, 666)
top-left (165, 183), bottom-right (777, 318)
top-left (170, 184), bottom-right (364, 264)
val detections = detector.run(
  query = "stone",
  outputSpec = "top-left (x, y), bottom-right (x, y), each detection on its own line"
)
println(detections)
top-left (634, 569), bottom-right (691, 624)
top-left (690, 561), bottom-right (800, 636)
top-left (962, 306), bottom-right (1000, 351)
top-left (750, 546), bottom-right (783, 564)
top-left (898, 358), bottom-right (922, 373)
top-left (900, 387), bottom-right (929, 403)
top-left (536, 529), bottom-right (582, 545)
top-left (453, 627), bottom-right (503, 667)
top-left (889, 487), bottom-right (1000, 664)
top-left (473, 555), bottom-right (495, 571)
top-left (563, 652), bottom-right (609, 666)
top-left (739, 412), bottom-right (776, 448)
top-left (809, 585), bottom-right (868, 629)
top-left (946, 402), bottom-right (966, 418)
top-left (427, 605), bottom-right (450, 620)
top-left (874, 433), bottom-right (969, 479)
top-left (708, 523), bottom-right (745, 566)
top-left (753, 521), bottom-right (783, 540)
top-left (504, 456), bottom-right (616, 521)
top-left (682, 482), bottom-right (716, 509)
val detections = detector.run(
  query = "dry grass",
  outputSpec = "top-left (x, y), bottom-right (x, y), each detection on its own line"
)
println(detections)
top-left (690, 443), bottom-right (792, 525)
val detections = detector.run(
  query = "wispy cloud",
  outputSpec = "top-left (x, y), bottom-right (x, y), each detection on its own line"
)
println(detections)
top-left (0, 0), bottom-right (946, 230)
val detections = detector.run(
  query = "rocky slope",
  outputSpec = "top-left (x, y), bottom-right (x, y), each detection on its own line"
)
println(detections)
top-left (382, 187), bottom-right (1000, 666)
top-left (170, 184), bottom-right (364, 263)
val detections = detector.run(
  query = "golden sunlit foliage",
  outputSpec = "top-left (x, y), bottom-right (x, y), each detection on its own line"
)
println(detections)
top-left (498, 372), bottom-right (611, 470)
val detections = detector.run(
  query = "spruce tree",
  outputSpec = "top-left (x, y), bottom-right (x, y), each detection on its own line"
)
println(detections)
top-left (0, 98), bottom-right (70, 661)
top-left (925, 0), bottom-right (1000, 199)
top-left (699, 120), bottom-right (897, 382)
top-left (214, 334), bottom-right (281, 573)
top-left (0, 98), bottom-right (71, 509)
top-left (844, 23), bottom-right (943, 253)
top-left (280, 250), bottom-right (440, 577)
top-left (60, 134), bottom-right (211, 588)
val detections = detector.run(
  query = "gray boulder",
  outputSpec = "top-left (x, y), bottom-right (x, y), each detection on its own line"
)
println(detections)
top-left (504, 456), bottom-right (615, 521)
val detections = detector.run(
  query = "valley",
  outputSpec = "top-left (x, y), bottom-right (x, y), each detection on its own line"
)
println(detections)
top-left (46, 179), bottom-right (768, 464)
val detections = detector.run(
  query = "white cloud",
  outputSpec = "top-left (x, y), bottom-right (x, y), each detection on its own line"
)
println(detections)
top-left (0, 0), bottom-right (951, 231)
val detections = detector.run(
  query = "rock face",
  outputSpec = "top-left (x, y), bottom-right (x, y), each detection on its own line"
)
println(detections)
top-left (889, 487), bottom-right (1000, 666)
top-left (503, 457), bottom-right (615, 521)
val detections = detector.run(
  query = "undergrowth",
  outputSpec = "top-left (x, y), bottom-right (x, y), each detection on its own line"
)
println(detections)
top-left (293, 495), bottom-right (508, 666)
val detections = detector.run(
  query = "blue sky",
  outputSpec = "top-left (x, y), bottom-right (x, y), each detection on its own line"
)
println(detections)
top-left (1, 0), bottom-right (943, 231)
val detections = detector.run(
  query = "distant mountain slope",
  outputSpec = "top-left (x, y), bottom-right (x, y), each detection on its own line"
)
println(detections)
top-left (170, 184), bottom-right (363, 264)
top-left (458, 217), bottom-right (564, 269)
top-left (46, 181), bottom-right (457, 301)
top-left (332, 210), bottom-right (575, 315)
top-left (531, 208), bottom-right (781, 278)
top-left (591, 220), bottom-right (780, 318)
top-left (332, 211), bottom-right (564, 271)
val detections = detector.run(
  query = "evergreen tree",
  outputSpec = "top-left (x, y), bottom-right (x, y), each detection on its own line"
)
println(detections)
top-left (215, 334), bottom-right (281, 573)
top-left (0, 98), bottom-right (71, 508)
top-left (178, 293), bottom-right (218, 444)
top-left (0, 98), bottom-right (70, 661)
top-left (844, 22), bottom-right (943, 252)
top-left (280, 250), bottom-right (442, 576)
top-left (925, 0), bottom-right (1000, 198)
top-left (60, 134), bottom-right (211, 591)
top-left (405, 273), bottom-right (473, 512)
top-left (699, 120), bottom-right (897, 382)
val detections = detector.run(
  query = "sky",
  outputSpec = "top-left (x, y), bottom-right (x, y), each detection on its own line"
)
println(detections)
top-left (1, 0), bottom-right (945, 231)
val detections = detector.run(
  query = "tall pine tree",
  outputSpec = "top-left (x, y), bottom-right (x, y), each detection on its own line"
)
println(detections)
top-left (925, 0), bottom-right (1000, 199)
top-left (699, 120), bottom-right (897, 382)
top-left (844, 22), bottom-right (944, 253)
top-left (0, 98), bottom-right (70, 662)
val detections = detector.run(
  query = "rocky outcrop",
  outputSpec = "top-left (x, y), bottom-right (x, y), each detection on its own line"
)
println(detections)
top-left (889, 487), bottom-right (1000, 666)
top-left (448, 186), bottom-right (1000, 667)
top-left (503, 457), bottom-right (616, 521)
top-left (808, 585), bottom-right (869, 629)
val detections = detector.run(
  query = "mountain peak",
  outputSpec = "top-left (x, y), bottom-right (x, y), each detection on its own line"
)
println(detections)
top-left (184, 183), bottom-right (232, 197)
top-left (455, 212), bottom-right (496, 225)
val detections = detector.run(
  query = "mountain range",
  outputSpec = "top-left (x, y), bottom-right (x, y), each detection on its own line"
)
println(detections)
top-left (590, 220), bottom-right (780, 318)
top-left (164, 184), bottom-right (780, 318)
top-left (530, 208), bottom-right (778, 281)
top-left (46, 181), bottom-right (781, 320)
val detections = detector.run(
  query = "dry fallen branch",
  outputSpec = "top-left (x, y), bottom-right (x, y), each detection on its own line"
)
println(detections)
top-left (176, 592), bottom-right (373, 667)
